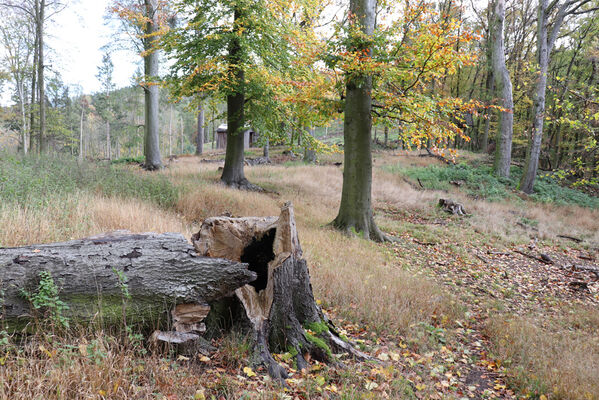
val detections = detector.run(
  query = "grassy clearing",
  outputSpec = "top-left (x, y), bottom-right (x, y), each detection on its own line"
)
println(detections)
top-left (0, 154), bottom-right (180, 209)
top-left (1, 149), bottom-right (598, 399)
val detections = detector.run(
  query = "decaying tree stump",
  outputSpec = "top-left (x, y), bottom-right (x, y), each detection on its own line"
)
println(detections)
top-left (0, 205), bottom-right (365, 381)
top-left (0, 232), bottom-right (255, 331)
top-left (192, 202), bottom-right (367, 380)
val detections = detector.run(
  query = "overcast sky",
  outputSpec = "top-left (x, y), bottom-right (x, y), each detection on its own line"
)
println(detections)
top-left (0, 0), bottom-right (139, 104)
top-left (49, 0), bottom-right (139, 94)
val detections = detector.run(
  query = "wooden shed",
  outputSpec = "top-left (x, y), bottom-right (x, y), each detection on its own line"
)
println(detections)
top-left (215, 124), bottom-right (258, 150)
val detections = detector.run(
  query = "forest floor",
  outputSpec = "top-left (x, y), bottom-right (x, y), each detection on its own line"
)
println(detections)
top-left (0, 148), bottom-right (598, 399)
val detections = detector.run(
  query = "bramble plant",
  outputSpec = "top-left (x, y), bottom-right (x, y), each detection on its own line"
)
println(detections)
top-left (21, 270), bottom-right (70, 329)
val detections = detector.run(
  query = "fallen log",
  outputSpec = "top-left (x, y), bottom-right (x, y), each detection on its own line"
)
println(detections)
top-left (192, 202), bottom-right (368, 381)
top-left (0, 232), bottom-right (255, 331)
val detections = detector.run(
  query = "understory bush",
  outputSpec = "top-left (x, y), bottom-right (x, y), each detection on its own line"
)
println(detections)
top-left (0, 154), bottom-right (180, 209)
top-left (389, 162), bottom-right (599, 208)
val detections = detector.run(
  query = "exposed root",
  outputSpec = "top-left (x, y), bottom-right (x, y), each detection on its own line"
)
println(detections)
top-left (221, 178), bottom-right (266, 192)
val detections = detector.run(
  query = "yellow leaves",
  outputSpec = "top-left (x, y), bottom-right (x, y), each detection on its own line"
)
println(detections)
top-left (539, 395), bottom-right (548, 400)
top-left (193, 389), bottom-right (206, 400)
top-left (243, 366), bottom-right (256, 377)
top-left (198, 355), bottom-right (210, 363)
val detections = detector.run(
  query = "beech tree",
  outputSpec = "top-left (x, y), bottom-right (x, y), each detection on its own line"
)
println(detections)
top-left (111, 0), bottom-right (170, 170)
top-left (326, 0), bottom-right (479, 240)
top-left (163, 0), bottom-right (317, 188)
top-left (491, 0), bottom-right (514, 177)
top-left (519, 0), bottom-right (598, 193)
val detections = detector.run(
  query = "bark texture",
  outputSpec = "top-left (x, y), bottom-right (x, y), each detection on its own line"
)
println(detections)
top-left (332, 0), bottom-right (388, 242)
top-left (491, 0), bottom-right (514, 177)
top-left (221, 6), bottom-right (250, 189)
top-left (143, 0), bottom-right (163, 170)
top-left (193, 203), bottom-right (366, 381)
top-left (0, 232), bottom-right (255, 330)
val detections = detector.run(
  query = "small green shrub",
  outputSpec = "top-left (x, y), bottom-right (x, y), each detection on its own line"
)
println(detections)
top-left (21, 270), bottom-right (70, 329)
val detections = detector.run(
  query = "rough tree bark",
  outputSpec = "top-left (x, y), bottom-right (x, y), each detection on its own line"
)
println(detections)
top-left (491, 0), bottom-right (514, 177)
top-left (142, 0), bottom-right (163, 170)
top-left (519, 0), bottom-right (590, 193)
top-left (332, 0), bottom-right (389, 242)
top-left (0, 232), bottom-right (255, 331)
top-left (193, 203), bottom-right (366, 381)
top-left (221, 6), bottom-right (252, 189)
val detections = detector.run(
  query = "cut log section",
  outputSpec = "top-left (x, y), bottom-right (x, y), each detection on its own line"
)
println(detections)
top-left (192, 202), bottom-right (368, 381)
top-left (0, 232), bottom-right (255, 331)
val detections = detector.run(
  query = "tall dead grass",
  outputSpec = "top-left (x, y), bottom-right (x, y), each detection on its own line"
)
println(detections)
top-left (0, 194), bottom-right (188, 247)
top-left (486, 314), bottom-right (599, 399)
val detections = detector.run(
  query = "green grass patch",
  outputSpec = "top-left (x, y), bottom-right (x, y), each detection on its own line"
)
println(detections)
top-left (387, 162), bottom-right (599, 209)
top-left (0, 154), bottom-right (181, 209)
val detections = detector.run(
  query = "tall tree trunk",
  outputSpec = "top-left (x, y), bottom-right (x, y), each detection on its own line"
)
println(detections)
top-left (221, 6), bottom-right (250, 188)
top-left (520, 0), bottom-right (551, 193)
top-left (37, 0), bottom-right (46, 153)
top-left (143, 0), bottom-right (163, 170)
top-left (332, 0), bottom-right (387, 242)
top-left (481, 3), bottom-right (494, 152)
top-left (196, 102), bottom-right (204, 155)
top-left (491, 0), bottom-right (514, 177)
top-left (29, 3), bottom-right (38, 154)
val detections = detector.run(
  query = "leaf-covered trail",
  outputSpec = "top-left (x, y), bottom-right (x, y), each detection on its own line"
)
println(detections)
top-left (381, 206), bottom-right (598, 399)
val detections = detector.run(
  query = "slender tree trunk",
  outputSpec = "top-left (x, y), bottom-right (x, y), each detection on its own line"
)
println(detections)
top-left (196, 102), bottom-right (204, 155)
top-left (332, 0), bottom-right (387, 242)
top-left (303, 127), bottom-right (316, 163)
top-left (18, 81), bottom-right (27, 154)
top-left (520, 0), bottom-right (550, 193)
top-left (384, 125), bottom-right (388, 147)
top-left (104, 121), bottom-right (110, 160)
top-left (491, 0), bottom-right (514, 177)
top-left (37, 0), bottom-right (46, 153)
top-left (263, 137), bottom-right (269, 159)
top-left (168, 104), bottom-right (173, 156)
top-left (481, 4), bottom-right (494, 152)
top-left (221, 6), bottom-right (250, 188)
top-left (142, 0), bottom-right (162, 170)
top-left (79, 106), bottom-right (84, 161)
top-left (180, 116), bottom-right (184, 154)
top-left (29, 4), bottom-right (38, 154)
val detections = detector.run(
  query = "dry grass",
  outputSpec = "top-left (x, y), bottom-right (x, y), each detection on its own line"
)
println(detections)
top-left (0, 194), bottom-right (189, 247)
top-left (486, 314), bottom-right (599, 399)
top-left (3, 150), bottom-right (598, 399)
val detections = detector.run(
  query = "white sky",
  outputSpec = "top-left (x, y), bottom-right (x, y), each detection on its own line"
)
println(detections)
top-left (1, 0), bottom-right (139, 104)
top-left (50, 0), bottom-right (139, 94)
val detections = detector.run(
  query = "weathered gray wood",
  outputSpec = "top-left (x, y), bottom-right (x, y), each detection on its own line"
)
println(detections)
top-left (491, 0), bottom-right (514, 178)
top-left (193, 203), bottom-right (368, 382)
top-left (0, 232), bottom-right (256, 329)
